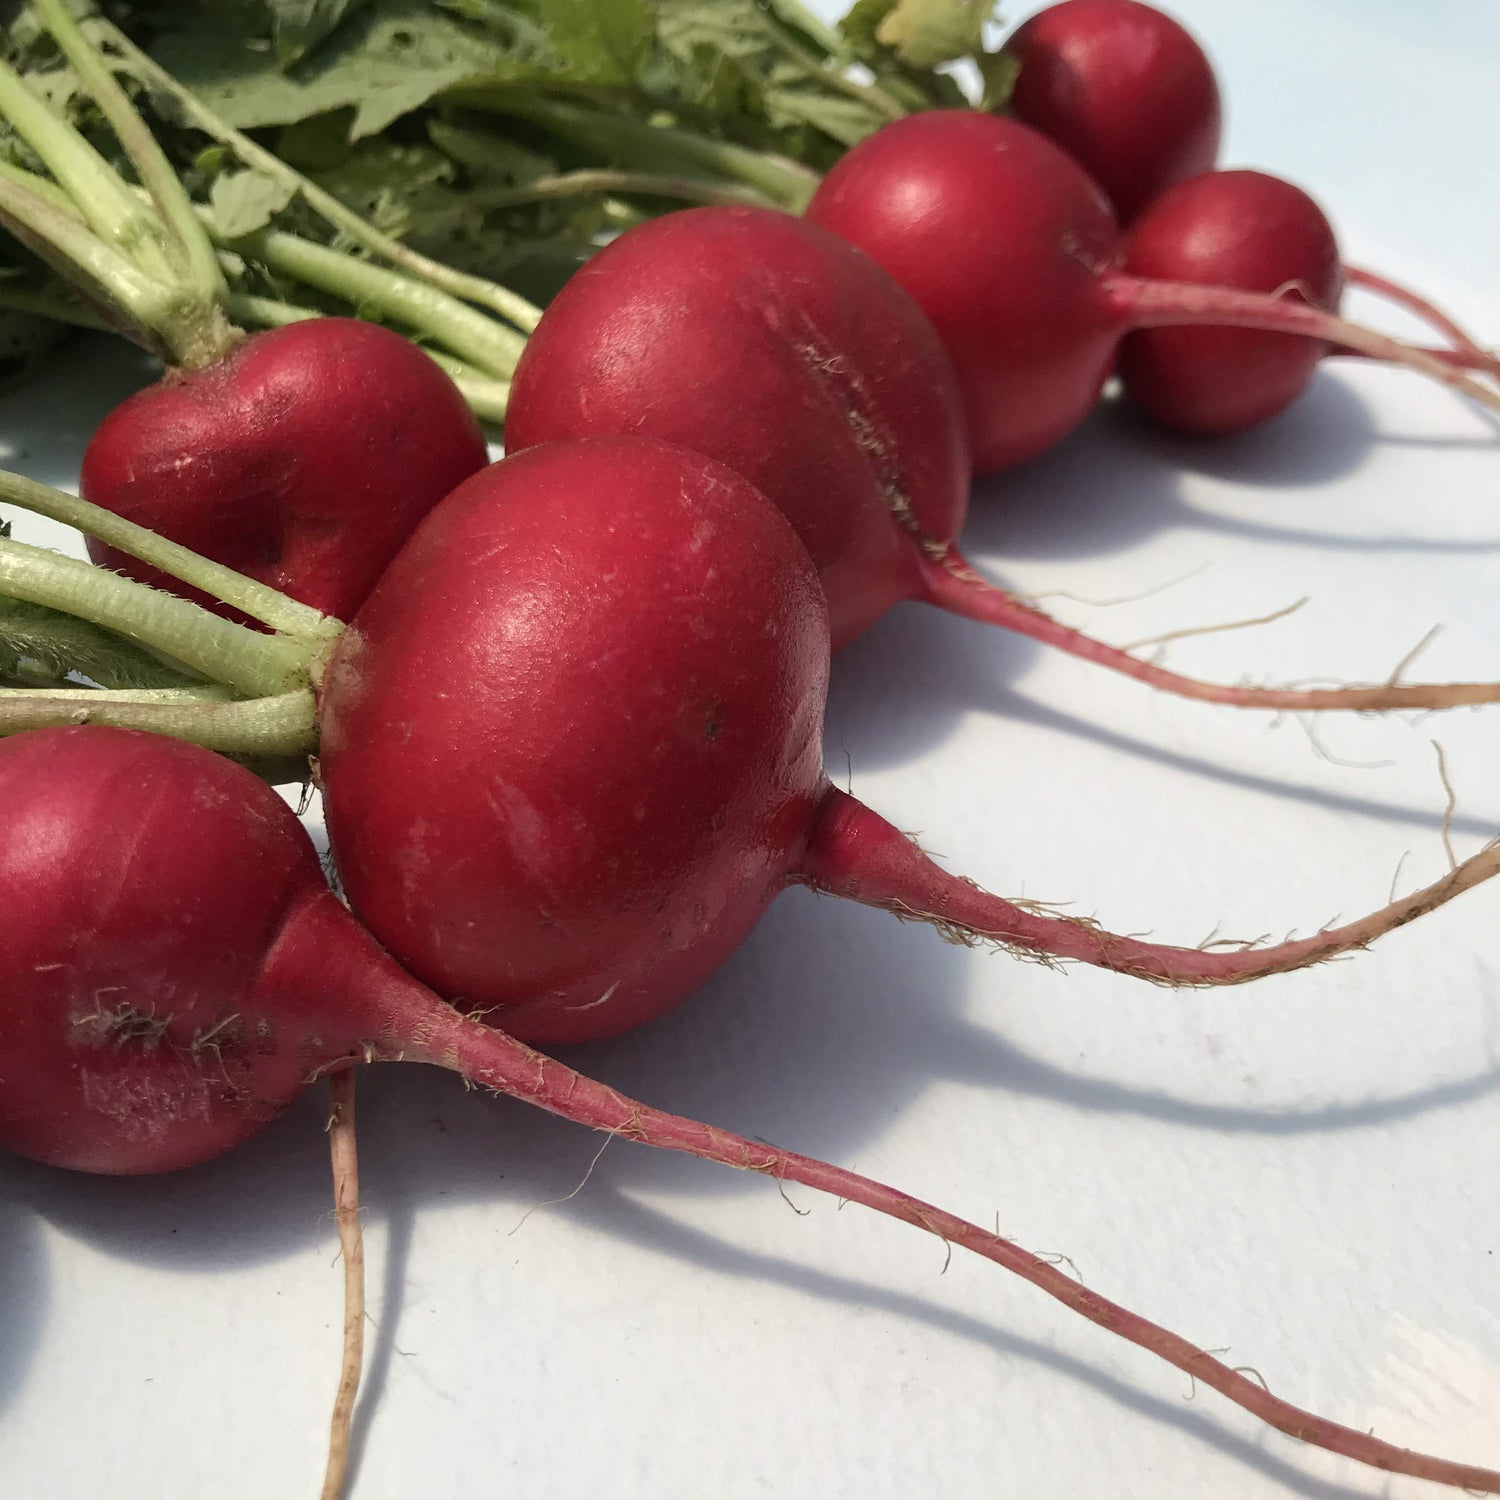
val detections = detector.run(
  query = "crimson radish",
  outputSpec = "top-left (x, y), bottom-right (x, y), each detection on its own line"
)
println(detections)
top-left (505, 206), bottom-right (1500, 714)
top-left (804, 111), bottom-right (1500, 474)
top-left (1116, 169), bottom-right (1497, 434)
top-left (0, 0), bottom-right (518, 622)
top-left (1002, 0), bottom-right (1221, 225)
top-left (4, 722), bottom-right (1498, 1491)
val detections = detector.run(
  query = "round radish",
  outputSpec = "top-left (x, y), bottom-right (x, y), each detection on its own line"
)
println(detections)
top-left (1117, 168), bottom-right (1339, 433)
top-left (804, 111), bottom-right (1500, 474)
top-left (503, 205), bottom-right (1500, 715)
top-left (81, 319), bottom-right (489, 621)
top-left (1003, 0), bottom-right (1221, 224)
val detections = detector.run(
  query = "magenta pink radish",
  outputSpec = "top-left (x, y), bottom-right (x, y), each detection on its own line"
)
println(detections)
top-left (82, 319), bottom-right (489, 622)
top-left (503, 206), bottom-right (1500, 714)
top-left (804, 111), bottom-right (1500, 473)
top-left (3, 729), bottom-right (1499, 1489)
top-left (1002, 0), bottom-right (1221, 224)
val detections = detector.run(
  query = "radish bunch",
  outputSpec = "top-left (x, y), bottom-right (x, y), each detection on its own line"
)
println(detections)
top-left (0, 5), bottom-right (1497, 1493)
top-left (3, 439), bottom-right (1499, 1490)
top-left (506, 204), bottom-right (1500, 715)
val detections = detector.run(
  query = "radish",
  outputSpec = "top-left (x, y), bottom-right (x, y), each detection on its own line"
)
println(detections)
top-left (1002, 0), bottom-right (1222, 225)
top-left (504, 205), bottom-right (1500, 714)
top-left (1115, 168), bottom-right (1500, 434)
top-left (1000, 1), bottom-right (1498, 363)
top-left (0, 0), bottom-right (517, 622)
top-left (4, 718), bottom-right (1499, 1493)
top-left (79, 317), bottom-right (489, 621)
top-left (1116, 168), bottom-right (1339, 434)
top-left (803, 110), bottom-right (1500, 474)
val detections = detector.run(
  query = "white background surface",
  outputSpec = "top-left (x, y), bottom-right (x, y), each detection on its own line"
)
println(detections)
top-left (2, 2), bottom-right (1499, 1496)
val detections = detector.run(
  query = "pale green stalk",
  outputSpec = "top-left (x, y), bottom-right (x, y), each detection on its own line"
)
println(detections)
top-left (96, 18), bottom-right (543, 334)
top-left (0, 470), bottom-right (340, 641)
top-left (0, 537), bottom-right (321, 697)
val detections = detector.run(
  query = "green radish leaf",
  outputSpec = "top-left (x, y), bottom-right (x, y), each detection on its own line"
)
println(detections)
top-left (873, 0), bottom-right (989, 69)
top-left (265, 0), bottom-right (378, 66)
top-left (151, 0), bottom-right (518, 139)
top-left (534, 0), bottom-right (653, 84)
top-left (208, 165), bottom-right (298, 237)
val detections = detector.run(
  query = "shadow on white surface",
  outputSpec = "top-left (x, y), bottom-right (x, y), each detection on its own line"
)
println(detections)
top-left (0, 1207), bottom-right (48, 1420)
top-left (967, 378), bottom-right (1500, 567)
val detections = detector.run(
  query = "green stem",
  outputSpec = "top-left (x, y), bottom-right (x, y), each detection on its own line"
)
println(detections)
top-left (0, 595), bottom-right (210, 689)
top-left (0, 50), bottom-right (174, 279)
top-left (96, 18), bottom-right (543, 335)
top-left (0, 469), bottom-right (340, 640)
top-left (0, 172), bottom-right (174, 352)
top-left (760, 8), bottom-right (906, 121)
top-left (0, 281), bottom-right (113, 331)
top-left (224, 224), bottom-right (525, 378)
top-left (0, 683), bottom-right (233, 704)
top-left (452, 91), bottom-right (822, 211)
top-left (464, 167), bottom-right (777, 211)
top-left (0, 537), bottom-right (318, 698)
top-left (33, 0), bottom-right (229, 311)
top-left (0, 686), bottom-right (317, 756)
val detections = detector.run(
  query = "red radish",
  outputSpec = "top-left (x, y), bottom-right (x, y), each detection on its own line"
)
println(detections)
top-left (4, 729), bottom-right (1500, 1489)
top-left (81, 319), bottom-right (488, 621)
top-left (0, 0), bottom-right (510, 624)
top-left (1117, 169), bottom-right (1340, 433)
top-left (804, 111), bottom-right (1500, 474)
top-left (504, 206), bottom-right (1500, 713)
top-left (999, 1), bottom-right (1497, 366)
top-left (1002, 0), bottom-right (1221, 224)
top-left (312, 435), bottom-right (1500, 1050)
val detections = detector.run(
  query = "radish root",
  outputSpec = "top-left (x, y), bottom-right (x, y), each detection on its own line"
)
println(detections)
top-left (386, 1005), bottom-right (1500, 1495)
top-left (321, 1068), bottom-right (365, 1500)
top-left (799, 788), bottom-right (1500, 986)
top-left (922, 552), bottom-right (1500, 712)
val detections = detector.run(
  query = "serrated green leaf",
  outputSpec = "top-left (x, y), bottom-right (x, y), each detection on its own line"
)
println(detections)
top-left (535, 0), bottom-right (652, 84)
top-left (873, 0), bottom-right (989, 69)
top-left (152, 0), bottom-right (518, 140)
top-left (208, 165), bottom-right (298, 236)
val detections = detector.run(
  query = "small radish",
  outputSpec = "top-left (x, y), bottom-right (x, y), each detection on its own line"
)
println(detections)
top-left (4, 730), bottom-right (1500, 1490)
top-left (504, 206), bottom-right (1500, 714)
top-left (1116, 168), bottom-right (1339, 434)
top-left (80, 318), bottom-right (489, 621)
top-left (804, 111), bottom-right (1500, 474)
top-left (999, 0), bottom-right (1498, 362)
top-left (1002, 0), bottom-right (1221, 224)
top-left (1115, 169), bottom-right (1500, 434)
top-left (0, 0), bottom-right (511, 622)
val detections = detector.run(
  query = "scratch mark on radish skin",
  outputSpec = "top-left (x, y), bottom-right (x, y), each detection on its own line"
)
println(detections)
top-left (568, 981), bottom-right (619, 1012)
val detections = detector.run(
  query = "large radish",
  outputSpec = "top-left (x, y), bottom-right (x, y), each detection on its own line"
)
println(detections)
top-left (504, 206), bottom-right (1500, 715)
